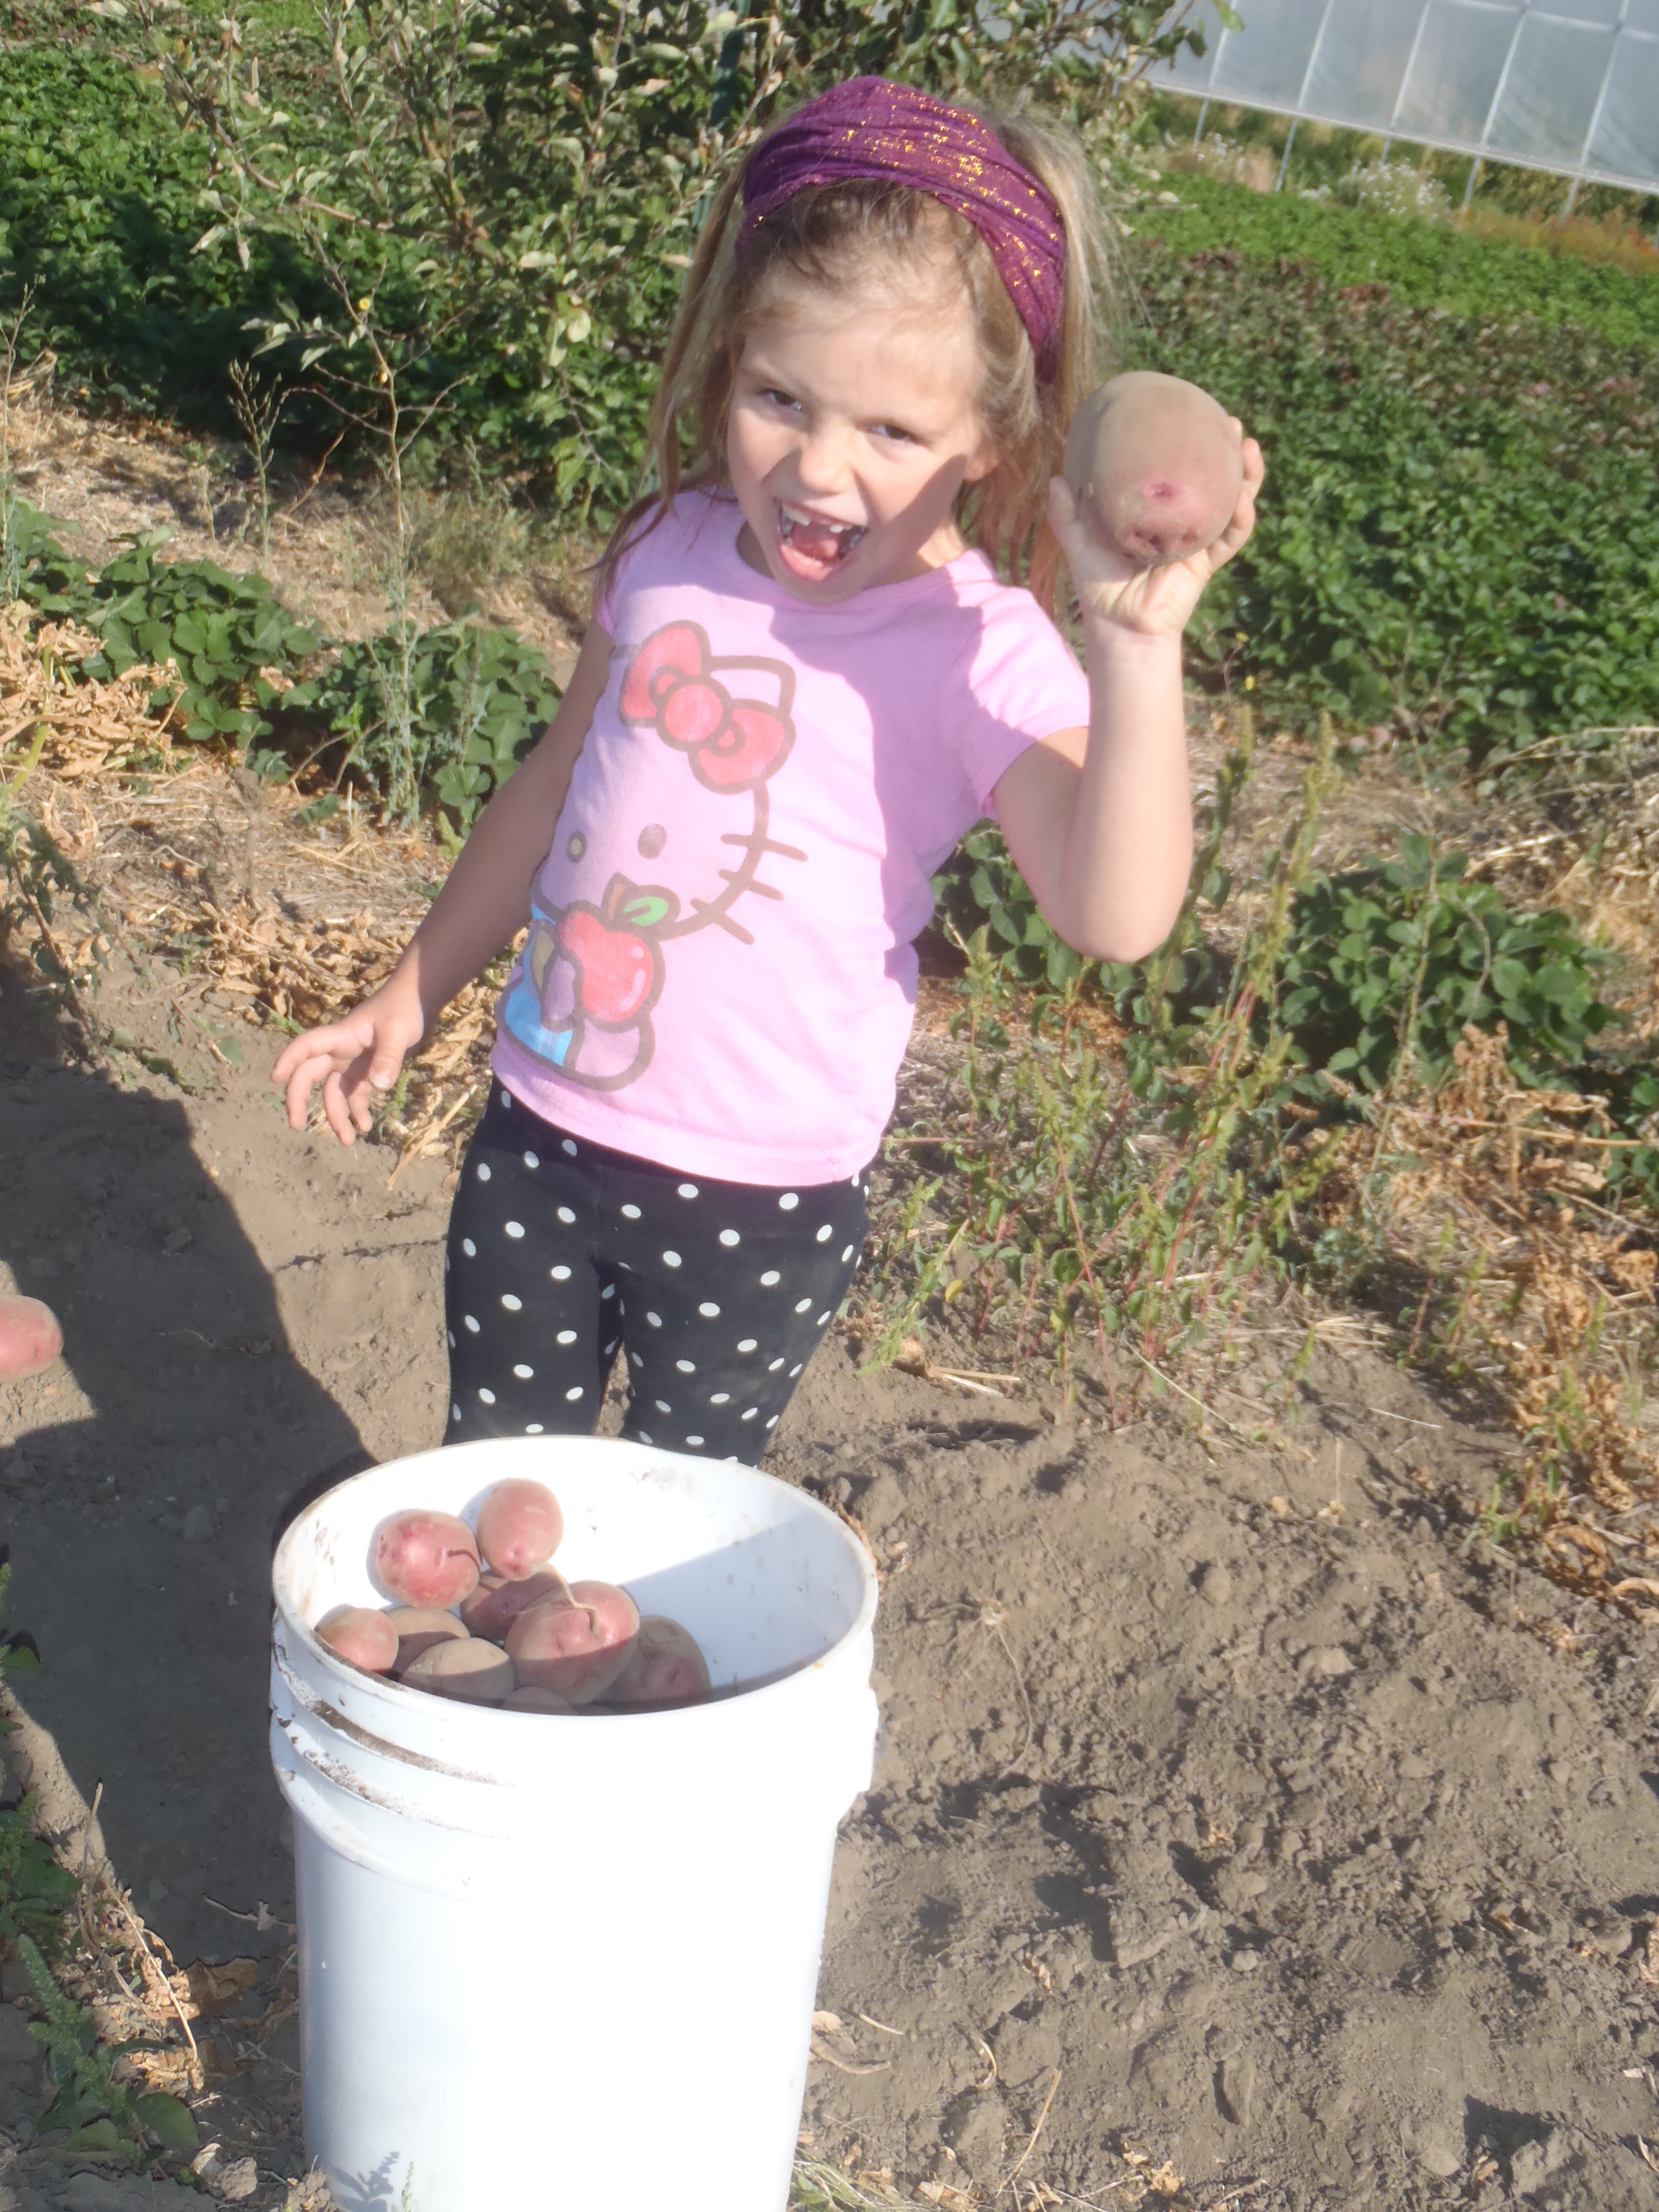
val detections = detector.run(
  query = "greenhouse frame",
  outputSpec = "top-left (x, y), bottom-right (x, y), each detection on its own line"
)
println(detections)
top-left (1161, 1), bottom-right (1659, 197)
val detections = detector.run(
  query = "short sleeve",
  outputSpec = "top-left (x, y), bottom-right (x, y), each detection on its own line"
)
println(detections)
top-left (945, 593), bottom-right (1089, 814)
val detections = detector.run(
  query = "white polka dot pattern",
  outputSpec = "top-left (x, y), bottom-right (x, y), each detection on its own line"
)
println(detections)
top-left (514, 1363), bottom-right (534, 1378)
top-left (699, 1302), bottom-right (721, 1318)
top-left (501, 1293), bottom-right (522, 1311)
top-left (462, 1238), bottom-right (476, 1257)
top-left (524, 1152), bottom-right (540, 1169)
top-left (719, 1229), bottom-right (741, 1247)
top-left (778, 1193), bottom-right (799, 1211)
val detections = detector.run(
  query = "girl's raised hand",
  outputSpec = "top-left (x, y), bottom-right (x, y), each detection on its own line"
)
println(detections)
top-left (270, 974), bottom-right (427, 1147)
top-left (1048, 427), bottom-right (1264, 640)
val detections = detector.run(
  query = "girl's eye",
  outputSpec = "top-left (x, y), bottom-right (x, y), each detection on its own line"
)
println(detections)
top-left (760, 387), bottom-right (800, 412)
top-left (871, 423), bottom-right (914, 445)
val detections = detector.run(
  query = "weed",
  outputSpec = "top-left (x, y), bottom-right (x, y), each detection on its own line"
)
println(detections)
top-left (0, 725), bottom-right (106, 1039)
top-left (863, 716), bottom-right (1340, 1419)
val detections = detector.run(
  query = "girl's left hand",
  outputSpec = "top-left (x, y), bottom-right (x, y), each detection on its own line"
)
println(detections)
top-left (1048, 427), bottom-right (1264, 640)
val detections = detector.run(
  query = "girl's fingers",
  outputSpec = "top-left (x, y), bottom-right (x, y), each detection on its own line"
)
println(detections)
top-left (320, 1068), bottom-right (359, 1148)
top-left (283, 1051), bottom-right (338, 1132)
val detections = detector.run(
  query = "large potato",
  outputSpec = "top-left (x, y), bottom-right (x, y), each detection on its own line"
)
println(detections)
top-left (0, 1297), bottom-right (62, 1382)
top-left (372, 1511), bottom-right (481, 1609)
top-left (1063, 370), bottom-right (1243, 569)
top-left (400, 1637), bottom-right (515, 1705)
top-left (461, 1567), bottom-right (572, 1643)
top-left (476, 1479), bottom-right (564, 1580)
top-left (505, 1580), bottom-right (639, 1704)
top-left (386, 1606), bottom-right (468, 1672)
top-left (317, 1606), bottom-right (399, 1675)
top-left (603, 1617), bottom-right (711, 1708)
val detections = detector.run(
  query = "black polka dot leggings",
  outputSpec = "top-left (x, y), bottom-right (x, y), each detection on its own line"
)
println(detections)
top-left (443, 1083), bottom-right (869, 1465)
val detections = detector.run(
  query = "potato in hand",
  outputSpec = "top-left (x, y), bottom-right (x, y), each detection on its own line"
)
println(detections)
top-left (1063, 370), bottom-right (1243, 569)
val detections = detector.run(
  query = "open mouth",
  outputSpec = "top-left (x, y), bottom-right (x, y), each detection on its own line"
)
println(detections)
top-left (775, 500), bottom-right (867, 583)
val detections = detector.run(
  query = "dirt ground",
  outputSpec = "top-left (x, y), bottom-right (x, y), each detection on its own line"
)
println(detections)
top-left (1, 917), bottom-right (1658, 2212)
top-left (1, 423), bottom-right (1658, 2210)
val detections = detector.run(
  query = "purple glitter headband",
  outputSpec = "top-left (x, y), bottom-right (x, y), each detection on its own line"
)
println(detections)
top-left (738, 76), bottom-right (1067, 384)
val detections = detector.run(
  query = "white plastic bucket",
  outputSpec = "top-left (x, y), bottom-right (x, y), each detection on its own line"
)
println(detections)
top-left (270, 1436), bottom-right (879, 2212)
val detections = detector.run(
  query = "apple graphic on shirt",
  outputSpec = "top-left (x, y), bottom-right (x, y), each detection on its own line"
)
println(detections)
top-left (553, 874), bottom-right (678, 1030)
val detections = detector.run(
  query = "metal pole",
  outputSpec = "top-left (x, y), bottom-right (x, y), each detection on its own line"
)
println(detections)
top-left (1388, 2), bottom-right (1435, 137)
top-left (1193, 98), bottom-right (1210, 149)
top-left (1275, 118), bottom-right (1299, 192)
top-left (1562, 175), bottom-right (1581, 218)
top-left (1462, 156), bottom-right (1482, 212)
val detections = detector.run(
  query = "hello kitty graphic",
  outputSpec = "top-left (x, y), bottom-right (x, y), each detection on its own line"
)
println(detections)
top-left (500, 621), bottom-right (805, 1091)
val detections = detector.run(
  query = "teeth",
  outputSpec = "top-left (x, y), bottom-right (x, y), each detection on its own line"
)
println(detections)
top-left (779, 503), bottom-right (862, 547)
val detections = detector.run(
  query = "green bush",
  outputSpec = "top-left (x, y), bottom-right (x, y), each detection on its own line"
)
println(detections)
top-left (0, 44), bottom-right (328, 421)
top-left (1276, 835), bottom-right (1621, 1092)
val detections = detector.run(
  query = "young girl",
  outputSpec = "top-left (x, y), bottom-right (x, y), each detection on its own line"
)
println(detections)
top-left (273, 75), bottom-right (1262, 1464)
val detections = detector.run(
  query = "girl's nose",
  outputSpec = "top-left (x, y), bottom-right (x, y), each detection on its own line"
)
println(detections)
top-left (792, 421), bottom-right (851, 494)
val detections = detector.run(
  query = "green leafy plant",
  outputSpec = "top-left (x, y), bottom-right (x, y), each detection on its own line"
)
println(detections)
top-left (21, 527), bottom-right (319, 747)
top-left (1276, 835), bottom-right (1621, 1092)
top-left (297, 615), bottom-right (559, 822)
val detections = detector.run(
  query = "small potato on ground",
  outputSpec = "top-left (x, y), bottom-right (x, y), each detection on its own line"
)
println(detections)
top-left (476, 1478), bottom-right (564, 1580)
top-left (373, 1510), bottom-right (480, 1609)
top-left (603, 1617), bottom-right (711, 1708)
top-left (506, 1580), bottom-right (640, 1704)
top-left (461, 1567), bottom-right (571, 1643)
top-left (386, 1606), bottom-right (469, 1672)
top-left (401, 1637), bottom-right (515, 1705)
top-left (0, 1297), bottom-right (62, 1382)
top-left (317, 1606), bottom-right (399, 1675)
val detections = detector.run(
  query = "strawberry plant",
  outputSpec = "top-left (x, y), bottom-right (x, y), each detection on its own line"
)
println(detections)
top-left (1276, 836), bottom-right (1621, 1092)
top-left (21, 526), bottom-right (319, 745)
top-left (295, 617), bottom-right (560, 823)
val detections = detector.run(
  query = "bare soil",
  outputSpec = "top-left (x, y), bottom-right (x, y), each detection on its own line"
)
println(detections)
top-left (0, 435), bottom-right (1656, 2211)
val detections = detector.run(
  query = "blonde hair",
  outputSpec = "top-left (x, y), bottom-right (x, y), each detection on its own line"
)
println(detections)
top-left (597, 98), bottom-right (1111, 613)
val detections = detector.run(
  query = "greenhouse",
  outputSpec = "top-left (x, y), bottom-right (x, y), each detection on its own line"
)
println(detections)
top-left (1162, 1), bottom-right (1659, 196)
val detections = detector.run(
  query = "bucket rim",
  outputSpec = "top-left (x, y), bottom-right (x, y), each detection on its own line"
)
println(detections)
top-left (271, 1435), bottom-right (879, 1736)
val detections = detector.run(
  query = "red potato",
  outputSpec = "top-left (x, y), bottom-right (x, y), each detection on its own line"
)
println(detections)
top-left (1063, 370), bottom-right (1244, 569)
top-left (460, 1567), bottom-right (572, 1643)
top-left (502, 1683), bottom-right (582, 1714)
top-left (401, 1637), bottom-right (515, 1705)
top-left (372, 1511), bottom-right (480, 1609)
top-left (505, 1580), bottom-right (640, 1704)
top-left (476, 1479), bottom-right (564, 1580)
top-left (0, 1297), bottom-right (62, 1382)
top-left (317, 1606), bottom-right (399, 1675)
top-left (603, 1616), bottom-right (711, 1708)
top-left (386, 1606), bottom-right (469, 1672)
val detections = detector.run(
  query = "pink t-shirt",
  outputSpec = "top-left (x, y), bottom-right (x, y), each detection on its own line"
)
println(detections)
top-left (492, 491), bottom-right (1088, 1183)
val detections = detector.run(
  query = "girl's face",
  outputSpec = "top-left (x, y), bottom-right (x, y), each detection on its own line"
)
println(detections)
top-left (727, 268), bottom-right (999, 603)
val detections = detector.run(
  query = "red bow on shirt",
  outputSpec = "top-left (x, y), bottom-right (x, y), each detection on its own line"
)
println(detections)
top-left (619, 621), bottom-right (797, 793)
